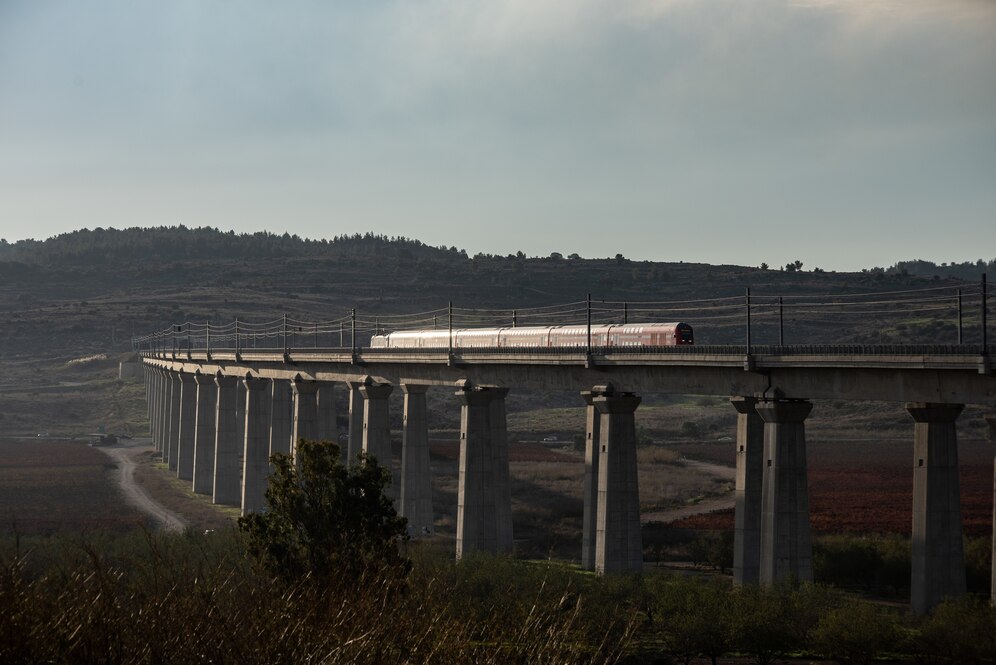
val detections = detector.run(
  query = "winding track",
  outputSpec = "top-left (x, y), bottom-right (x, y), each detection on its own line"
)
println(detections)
top-left (640, 459), bottom-right (736, 524)
top-left (99, 439), bottom-right (188, 533)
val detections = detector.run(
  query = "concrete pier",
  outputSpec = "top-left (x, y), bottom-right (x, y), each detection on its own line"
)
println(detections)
top-left (593, 387), bottom-right (643, 574)
top-left (908, 402), bottom-right (966, 615)
top-left (242, 376), bottom-right (272, 515)
top-left (346, 381), bottom-right (364, 465)
top-left (581, 389), bottom-right (603, 571)
top-left (213, 375), bottom-right (241, 506)
top-left (167, 372), bottom-right (181, 469)
top-left (732, 396), bottom-right (765, 585)
top-left (291, 377), bottom-right (319, 460)
top-left (490, 387), bottom-right (513, 554)
top-left (150, 369), bottom-right (162, 453)
top-left (456, 383), bottom-right (505, 558)
top-left (176, 373), bottom-right (197, 481)
top-left (359, 380), bottom-right (394, 474)
top-left (317, 383), bottom-right (336, 442)
top-left (269, 379), bottom-right (292, 457)
top-left (756, 399), bottom-right (814, 585)
top-left (401, 384), bottom-right (434, 537)
top-left (192, 372), bottom-right (217, 495)
top-left (989, 415), bottom-right (996, 607)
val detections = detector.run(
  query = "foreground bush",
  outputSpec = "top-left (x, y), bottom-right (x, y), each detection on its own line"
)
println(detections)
top-left (0, 535), bottom-right (636, 664)
top-left (238, 440), bottom-right (409, 583)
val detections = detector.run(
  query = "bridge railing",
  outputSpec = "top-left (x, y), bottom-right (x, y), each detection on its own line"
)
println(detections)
top-left (132, 278), bottom-right (991, 356)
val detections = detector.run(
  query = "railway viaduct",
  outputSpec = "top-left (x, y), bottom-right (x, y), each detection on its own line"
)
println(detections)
top-left (140, 343), bottom-right (995, 615)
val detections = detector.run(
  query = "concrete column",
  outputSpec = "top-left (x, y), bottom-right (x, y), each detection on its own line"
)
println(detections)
top-left (317, 382), bottom-right (337, 442)
top-left (359, 380), bottom-right (394, 472)
top-left (907, 402), bottom-right (966, 615)
top-left (291, 377), bottom-right (320, 460)
top-left (594, 388), bottom-right (643, 574)
top-left (167, 372), bottom-right (181, 470)
top-left (153, 369), bottom-right (165, 453)
top-left (490, 387), bottom-right (513, 554)
top-left (269, 379), bottom-right (292, 458)
top-left (144, 367), bottom-right (152, 435)
top-left (235, 379), bottom-right (246, 469)
top-left (176, 373), bottom-right (197, 481)
top-left (242, 376), bottom-right (272, 515)
top-left (988, 415), bottom-right (996, 607)
top-left (213, 375), bottom-right (241, 506)
top-left (401, 384), bottom-right (434, 537)
top-left (346, 381), bottom-right (364, 465)
top-left (581, 389), bottom-right (603, 571)
top-left (456, 384), bottom-right (499, 558)
top-left (191, 373), bottom-right (217, 495)
top-left (149, 368), bottom-right (161, 452)
top-left (756, 399), bottom-right (814, 585)
top-left (732, 396), bottom-right (765, 585)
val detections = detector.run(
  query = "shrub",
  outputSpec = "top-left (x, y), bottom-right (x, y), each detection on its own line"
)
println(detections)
top-left (238, 439), bottom-right (409, 583)
top-left (910, 596), bottom-right (996, 664)
top-left (809, 599), bottom-right (899, 664)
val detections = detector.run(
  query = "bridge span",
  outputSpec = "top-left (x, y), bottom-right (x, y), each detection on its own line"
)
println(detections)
top-left (140, 343), bottom-right (995, 615)
top-left (136, 285), bottom-right (993, 615)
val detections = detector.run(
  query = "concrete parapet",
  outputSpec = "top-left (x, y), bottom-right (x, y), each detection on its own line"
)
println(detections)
top-left (732, 396), bottom-right (764, 585)
top-left (593, 388), bottom-right (643, 574)
top-left (907, 402), bottom-right (966, 615)
top-left (401, 384), bottom-right (434, 537)
top-left (213, 374), bottom-right (241, 506)
top-left (192, 372), bottom-right (217, 495)
top-left (291, 377), bottom-right (319, 461)
top-left (756, 398), bottom-right (814, 585)
top-left (242, 376), bottom-right (272, 515)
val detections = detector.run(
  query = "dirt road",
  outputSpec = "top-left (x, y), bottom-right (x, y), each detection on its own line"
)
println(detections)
top-left (641, 459), bottom-right (736, 524)
top-left (100, 439), bottom-right (189, 533)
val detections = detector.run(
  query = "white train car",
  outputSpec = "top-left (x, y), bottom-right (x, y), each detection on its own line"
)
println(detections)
top-left (370, 322), bottom-right (693, 349)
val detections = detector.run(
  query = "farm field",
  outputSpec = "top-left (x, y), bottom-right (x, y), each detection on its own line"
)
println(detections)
top-left (672, 437), bottom-right (994, 536)
top-left (0, 438), bottom-right (147, 535)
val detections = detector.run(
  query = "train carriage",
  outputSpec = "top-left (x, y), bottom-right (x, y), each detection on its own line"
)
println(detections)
top-left (370, 322), bottom-right (693, 349)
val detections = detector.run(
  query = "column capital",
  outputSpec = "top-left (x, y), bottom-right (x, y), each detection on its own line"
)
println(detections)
top-left (455, 384), bottom-right (508, 406)
top-left (193, 371), bottom-right (215, 386)
top-left (243, 375), bottom-right (269, 391)
top-left (400, 384), bottom-right (429, 395)
top-left (756, 399), bottom-right (812, 424)
top-left (730, 396), bottom-right (759, 414)
top-left (291, 375), bottom-right (320, 396)
top-left (593, 392), bottom-right (641, 415)
top-left (359, 382), bottom-right (394, 400)
top-left (581, 384), bottom-right (615, 405)
top-left (906, 402), bottom-right (964, 424)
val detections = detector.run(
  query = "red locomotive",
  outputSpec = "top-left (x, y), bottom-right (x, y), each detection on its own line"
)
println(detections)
top-left (370, 322), bottom-right (694, 349)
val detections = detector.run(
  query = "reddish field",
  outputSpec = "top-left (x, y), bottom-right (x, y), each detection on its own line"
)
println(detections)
top-left (0, 439), bottom-right (146, 535)
top-left (429, 440), bottom-right (578, 463)
top-left (674, 438), bottom-right (993, 536)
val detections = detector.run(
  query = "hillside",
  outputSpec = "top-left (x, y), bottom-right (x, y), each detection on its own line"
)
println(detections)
top-left (0, 226), bottom-right (990, 438)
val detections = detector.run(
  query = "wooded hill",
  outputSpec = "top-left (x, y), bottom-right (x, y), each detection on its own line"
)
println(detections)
top-left (0, 226), bottom-right (989, 360)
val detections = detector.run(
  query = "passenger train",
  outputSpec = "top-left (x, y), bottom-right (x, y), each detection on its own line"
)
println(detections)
top-left (369, 322), bottom-right (694, 349)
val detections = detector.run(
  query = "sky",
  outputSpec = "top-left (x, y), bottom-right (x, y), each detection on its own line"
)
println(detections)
top-left (0, 0), bottom-right (994, 271)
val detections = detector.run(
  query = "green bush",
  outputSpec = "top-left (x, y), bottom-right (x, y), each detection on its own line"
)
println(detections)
top-left (238, 440), bottom-right (409, 583)
top-left (809, 599), bottom-right (900, 664)
top-left (909, 596), bottom-right (996, 664)
top-left (647, 575), bottom-right (732, 665)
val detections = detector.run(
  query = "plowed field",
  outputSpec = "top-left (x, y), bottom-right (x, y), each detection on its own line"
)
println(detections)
top-left (673, 438), bottom-right (993, 536)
